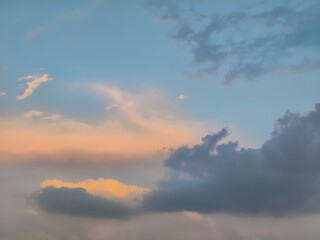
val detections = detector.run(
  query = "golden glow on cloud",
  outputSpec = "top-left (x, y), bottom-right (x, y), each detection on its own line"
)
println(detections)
top-left (41, 178), bottom-right (151, 198)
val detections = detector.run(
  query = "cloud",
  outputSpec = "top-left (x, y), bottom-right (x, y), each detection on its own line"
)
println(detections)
top-left (0, 91), bottom-right (6, 97)
top-left (24, 26), bottom-right (47, 41)
top-left (41, 178), bottom-right (150, 199)
top-left (178, 94), bottom-right (185, 100)
top-left (3, 162), bottom-right (320, 240)
top-left (182, 211), bottom-right (203, 221)
top-left (24, 110), bottom-right (62, 120)
top-left (105, 103), bottom-right (119, 110)
top-left (41, 114), bottom-right (62, 120)
top-left (1, 85), bottom-right (204, 166)
top-left (142, 104), bottom-right (320, 216)
top-left (16, 74), bottom-right (53, 100)
top-left (146, 0), bottom-right (320, 83)
top-left (32, 186), bottom-right (135, 219)
top-left (92, 85), bottom-right (192, 134)
top-left (0, 66), bottom-right (9, 71)
top-left (24, 110), bottom-right (43, 118)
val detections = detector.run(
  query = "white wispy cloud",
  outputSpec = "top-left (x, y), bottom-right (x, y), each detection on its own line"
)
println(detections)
top-left (41, 114), bottom-right (62, 120)
top-left (16, 74), bottom-right (52, 100)
top-left (24, 110), bottom-right (61, 120)
top-left (24, 110), bottom-right (43, 118)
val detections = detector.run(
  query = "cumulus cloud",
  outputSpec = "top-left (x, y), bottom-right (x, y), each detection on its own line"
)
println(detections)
top-left (146, 0), bottom-right (320, 83)
top-left (142, 104), bottom-right (320, 216)
top-left (3, 161), bottom-right (320, 240)
top-left (17, 74), bottom-right (52, 100)
top-left (0, 91), bottom-right (6, 97)
top-left (30, 104), bottom-right (320, 219)
top-left (32, 186), bottom-right (135, 219)
top-left (41, 178), bottom-right (150, 199)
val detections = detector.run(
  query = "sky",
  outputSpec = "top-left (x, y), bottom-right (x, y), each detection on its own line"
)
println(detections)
top-left (0, 0), bottom-right (320, 239)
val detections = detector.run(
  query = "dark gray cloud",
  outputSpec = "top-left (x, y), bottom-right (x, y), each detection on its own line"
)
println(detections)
top-left (32, 186), bottom-right (135, 219)
top-left (143, 104), bottom-right (320, 216)
top-left (146, 0), bottom-right (320, 83)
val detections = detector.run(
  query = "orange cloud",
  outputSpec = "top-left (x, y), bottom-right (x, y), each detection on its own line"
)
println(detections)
top-left (41, 178), bottom-right (150, 198)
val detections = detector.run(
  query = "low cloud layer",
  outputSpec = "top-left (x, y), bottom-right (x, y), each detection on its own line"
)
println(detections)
top-left (32, 186), bottom-right (135, 219)
top-left (147, 0), bottom-right (320, 83)
top-left (143, 104), bottom-right (320, 216)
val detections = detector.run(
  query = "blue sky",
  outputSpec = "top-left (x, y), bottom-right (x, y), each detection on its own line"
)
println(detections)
top-left (1, 0), bottom-right (319, 146)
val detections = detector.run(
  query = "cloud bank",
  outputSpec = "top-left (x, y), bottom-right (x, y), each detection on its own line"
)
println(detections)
top-left (147, 0), bottom-right (320, 83)
top-left (31, 104), bottom-right (320, 218)
top-left (143, 103), bottom-right (320, 216)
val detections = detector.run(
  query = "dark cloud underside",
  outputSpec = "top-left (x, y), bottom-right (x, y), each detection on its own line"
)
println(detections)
top-left (33, 187), bottom-right (134, 219)
top-left (143, 104), bottom-right (320, 216)
top-left (31, 104), bottom-right (320, 218)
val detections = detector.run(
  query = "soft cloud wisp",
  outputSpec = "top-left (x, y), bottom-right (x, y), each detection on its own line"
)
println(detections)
top-left (16, 74), bottom-right (52, 100)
